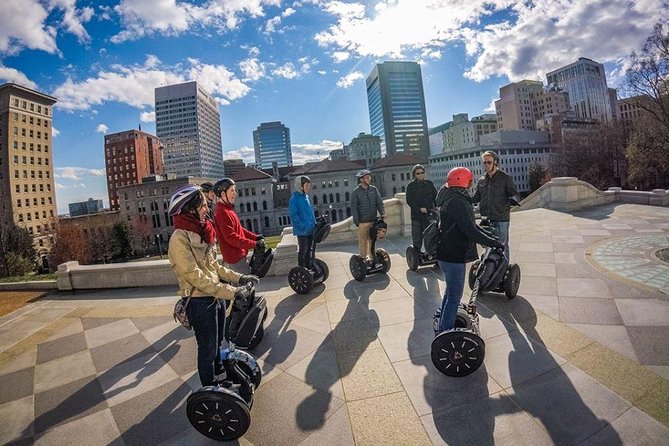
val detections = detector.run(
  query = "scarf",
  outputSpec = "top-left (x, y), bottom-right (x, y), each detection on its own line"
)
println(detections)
top-left (173, 212), bottom-right (216, 245)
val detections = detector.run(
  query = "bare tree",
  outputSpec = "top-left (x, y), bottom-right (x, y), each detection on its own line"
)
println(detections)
top-left (48, 223), bottom-right (92, 271)
top-left (130, 217), bottom-right (154, 256)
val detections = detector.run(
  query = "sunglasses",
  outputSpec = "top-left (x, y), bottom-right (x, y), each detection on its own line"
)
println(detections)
top-left (483, 161), bottom-right (494, 165)
top-left (415, 171), bottom-right (425, 175)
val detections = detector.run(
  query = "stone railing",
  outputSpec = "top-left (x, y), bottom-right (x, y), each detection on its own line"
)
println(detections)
top-left (57, 259), bottom-right (177, 291)
top-left (520, 177), bottom-right (669, 211)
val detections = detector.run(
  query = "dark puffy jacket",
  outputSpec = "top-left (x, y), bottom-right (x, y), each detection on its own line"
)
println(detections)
top-left (437, 188), bottom-right (501, 263)
top-left (351, 184), bottom-right (384, 226)
top-left (406, 179), bottom-right (437, 219)
top-left (472, 169), bottom-right (518, 222)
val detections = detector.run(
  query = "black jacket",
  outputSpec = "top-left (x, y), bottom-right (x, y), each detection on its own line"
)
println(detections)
top-left (351, 184), bottom-right (385, 226)
top-left (472, 169), bottom-right (518, 222)
top-left (406, 179), bottom-right (437, 219)
top-left (437, 188), bottom-right (502, 263)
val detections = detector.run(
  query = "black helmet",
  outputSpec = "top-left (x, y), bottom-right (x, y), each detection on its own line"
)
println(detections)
top-left (201, 182), bottom-right (213, 193)
top-left (213, 178), bottom-right (236, 196)
top-left (356, 169), bottom-right (371, 182)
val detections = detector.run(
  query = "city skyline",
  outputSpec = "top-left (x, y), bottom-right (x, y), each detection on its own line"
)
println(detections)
top-left (0, 0), bottom-right (664, 213)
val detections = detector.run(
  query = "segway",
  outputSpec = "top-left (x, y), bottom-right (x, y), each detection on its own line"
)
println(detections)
top-left (430, 265), bottom-right (489, 377)
top-left (249, 238), bottom-right (273, 278)
top-left (349, 217), bottom-right (391, 281)
top-left (405, 210), bottom-right (439, 271)
top-left (187, 283), bottom-right (264, 441)
top-left (467, 218), bottom-right (521, 299)
top-left (225, 281), bottom-right (268, 350)
top-left (288, 215), bottom-right (332, 294)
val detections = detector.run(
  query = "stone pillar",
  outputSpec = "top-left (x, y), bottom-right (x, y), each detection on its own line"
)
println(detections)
top-left (56, 261), bottom-right (79, 291)
top-left (395, 192), bottom-right (411, 237)
top-left (650, 189), bottom-right (669, 206)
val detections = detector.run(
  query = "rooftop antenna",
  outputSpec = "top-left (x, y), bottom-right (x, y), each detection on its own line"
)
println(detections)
top-left (138, 123), bottom-right (142, 131)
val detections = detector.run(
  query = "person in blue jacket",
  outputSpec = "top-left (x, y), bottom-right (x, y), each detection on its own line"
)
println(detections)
top-left (289, 175), bottom-right (317, 268)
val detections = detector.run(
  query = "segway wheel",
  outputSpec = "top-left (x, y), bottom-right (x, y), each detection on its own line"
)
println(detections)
top-left (314, 258), bottom-right (329, 282)
top-left (349, 255), bottom-right (367, 281)
top-left (376, 249), bottom-right (391, 273)
top-left (187, 388), bottom-right (251, 441)
top-left (468, 260), bottom-right (480, 290)
top-left (405, 246), bottom-right (419, 271)
top-left (288, 266), bottom-right (315, 294)
top-left (431, 330), bottom-right (485, 377)
top-left (503, 263), bottom-right (521, 299)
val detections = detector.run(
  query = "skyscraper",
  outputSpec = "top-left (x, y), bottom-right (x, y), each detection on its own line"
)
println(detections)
top-left (155, 81), bottom-right (224, 178)
top-left (366, 61), bottom-right (429, 158)
top-left (104, 129), bottom-right (164, 210)
top-left (495, 80), bottom-right (571, 131)
top-left (546, 58), bottom-right (613, 123)
top-left (0, 83), bottom-right (58, 257)
top-left (253, 121), bottom-right (293, 169)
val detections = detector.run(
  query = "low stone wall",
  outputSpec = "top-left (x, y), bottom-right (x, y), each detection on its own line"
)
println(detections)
top-left (0, 281), bottom-right (58, 291)
top-left (57, 260), bottom-right (177, 291)
top-left (520, 177), bottom-right (669, 211)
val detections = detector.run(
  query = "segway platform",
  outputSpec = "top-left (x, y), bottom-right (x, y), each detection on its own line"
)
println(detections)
top-left (350, 217), bottom-right (391, 281)
top-left (288, 215), bottom-right (332, 294)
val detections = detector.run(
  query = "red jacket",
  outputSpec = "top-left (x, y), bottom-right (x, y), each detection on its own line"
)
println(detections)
top-left (214, 202), bottom-right (257, 264)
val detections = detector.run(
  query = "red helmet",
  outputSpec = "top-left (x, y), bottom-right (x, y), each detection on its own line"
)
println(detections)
top-left (447, 167), bottom-right (473, 188)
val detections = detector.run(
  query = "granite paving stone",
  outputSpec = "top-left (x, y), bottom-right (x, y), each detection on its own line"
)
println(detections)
top-left (36, 331), bottom-right (87, 364)
top-left (625, 326), bottom-right (669, 366)
top-left (0, 395), bottom-right (34, 444)
top-left (34, 349), bottom-right (96, 393)
top-left (559, 297), bottom-right (624, 325)
top-left (34, 408), bottom-right (124, 446)
top-left (84, 318), bottom-right (140, 349)
top-left (0, 367), bottom-right (33, 405)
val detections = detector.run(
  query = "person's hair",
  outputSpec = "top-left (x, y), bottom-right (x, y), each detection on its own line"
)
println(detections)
top-left (412, 164), bottom-right (425, 176)
top-left (182, 190), bottom-right (207, 214)
top-left (481, 150), bottom-right (499, 165)
top-left (201, 182), bottom-right (213, 193)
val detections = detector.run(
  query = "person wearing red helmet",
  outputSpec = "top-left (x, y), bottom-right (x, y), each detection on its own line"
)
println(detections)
top-left (436, 167), bottom-right (503, 332)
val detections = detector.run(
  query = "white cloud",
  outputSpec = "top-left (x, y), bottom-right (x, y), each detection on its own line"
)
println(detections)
top-left (336, 71), bottom-right (364, 88)
top-left (96, 124), bottom-right (109, 134)
top-left (52, 127), bottom-right (60, 137)
top-left (111, 0), bottom-right (278, 43)
top-left (55, 166), bottom-right (106, 180)
top-left (224, 146), bottom-right (255, 163)
top-left (291, 140), bottom-right (343, 165)
top-left (0, 65), bottom-right (38, 89)
top-left (140, 111), bottom-right (155, 122)
top-left (463, 0), bottom-right (666, 82)
top-left (331, 51), bottom-right (350, 63)
top-left (264, 15), bottom-right (283, 34)
top-left (52, 55), bottom-right (250, 111)
top-left (48, 0), bottom-right (94, 43)
top-left (483, 97), bottom-right (498, 113)
top-left (272, 62), bottom-right (299, 79)
top-left (282, 7), bottom-right (296, 17)
top-left (318, 70), bottom-right (327, 75)
top-left (239, 57), bottom-right (266, 82)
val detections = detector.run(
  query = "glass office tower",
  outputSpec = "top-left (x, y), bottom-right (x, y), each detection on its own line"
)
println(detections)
top-left (253, 121), bottom-right (293, 169)
top-left (366, 61), bottom-right (429, 158)
top-left (546, 58), bottom-right (613, 123)
top-left (155, 81), bottom-right (225, 178)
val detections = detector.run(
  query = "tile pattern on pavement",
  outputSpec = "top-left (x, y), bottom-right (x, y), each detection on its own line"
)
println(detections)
top-left (0, 202), bottom-right (668, 445)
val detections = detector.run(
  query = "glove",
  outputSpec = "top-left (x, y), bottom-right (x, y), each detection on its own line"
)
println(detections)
top-left (493, 241), bottom-right (505, 250)
top-left (255, 238), bottom-right (266, 249)
top-left (239, 274), bottom-right (260, 286)
top-left (256, 235), bottom-right (264, 241)
top-left (233, 286), bottom-right (250, 302)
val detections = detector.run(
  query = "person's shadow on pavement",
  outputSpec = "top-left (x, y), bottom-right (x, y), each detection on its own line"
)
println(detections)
top-left (295, 275), bottom-right (388, 431)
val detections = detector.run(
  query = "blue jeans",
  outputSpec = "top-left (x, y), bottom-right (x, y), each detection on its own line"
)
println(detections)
top-left (186, 297), bottom-right (227, 386)
top-left (438, 260), bottom-right (466, 332)
top-left (491, 221), bottom-right (510, 259)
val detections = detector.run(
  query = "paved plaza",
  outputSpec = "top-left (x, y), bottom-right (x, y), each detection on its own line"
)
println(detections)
top-left (0, 202), bottom-right (668, 445)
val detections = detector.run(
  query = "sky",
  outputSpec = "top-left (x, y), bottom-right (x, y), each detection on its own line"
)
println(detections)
top-left (1, 0), bottom-right (666, 214)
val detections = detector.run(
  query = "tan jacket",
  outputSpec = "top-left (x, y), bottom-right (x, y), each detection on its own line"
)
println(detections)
top-left (168, 229), bottom-right (241, 300)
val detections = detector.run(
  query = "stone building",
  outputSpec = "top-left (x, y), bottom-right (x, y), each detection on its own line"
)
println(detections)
top-left (370, 153), bottom-right (430, 197)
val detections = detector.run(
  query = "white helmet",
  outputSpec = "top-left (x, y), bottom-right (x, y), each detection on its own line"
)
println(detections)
top-left (168, 184), bottom-right (202, 216)
top-left (293, 175), bottom-right (311, 192)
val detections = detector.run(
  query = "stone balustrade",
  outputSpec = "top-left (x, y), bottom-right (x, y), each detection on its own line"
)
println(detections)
top-left (54, 182), bottom-right (668, 291)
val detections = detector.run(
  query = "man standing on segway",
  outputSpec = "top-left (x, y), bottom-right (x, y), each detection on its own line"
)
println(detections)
top-left (472, 150), bottom-right (519, 258)
top-left (351, 170), bottom-right (385, 263)
top-left (406, 164), bottom-right (436, 253)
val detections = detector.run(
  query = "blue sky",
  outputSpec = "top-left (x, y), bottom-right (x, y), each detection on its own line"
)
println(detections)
top-left (1, 0), bottom-right (665, 214)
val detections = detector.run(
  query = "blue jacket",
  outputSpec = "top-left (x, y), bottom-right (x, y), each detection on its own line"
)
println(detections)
top-left (289, 191), bottom-right (316, 236)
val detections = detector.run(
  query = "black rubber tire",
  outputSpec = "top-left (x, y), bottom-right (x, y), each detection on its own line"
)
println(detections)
top-left (349, 255), bottom-right (367, 281)
top-left (376, 249), bottom-right (391, 273)
top-left (406, 246), bottom-right (419, 271)
top-left (431, 330), bottom-right (485, 377)
top-left (314, 258), bottom-right (329, 282)
top-left (288, 266), bottom-right (315, 294)
top-left (468, 261), bottom-right (480, 290)
top-left (503, 263), bottom-right (521, 299)
top-left (187, 389), bottom-right (251, 441)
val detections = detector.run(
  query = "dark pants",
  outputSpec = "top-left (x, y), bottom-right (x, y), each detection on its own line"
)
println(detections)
top-left (411, 216), bottom-right (429, 251)
top-left (297, 234), bottom-right (315, 268)
top-left (186, 297), bottom-right (226, 387)
top-left (437, 260), bottom-right (466, 332)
